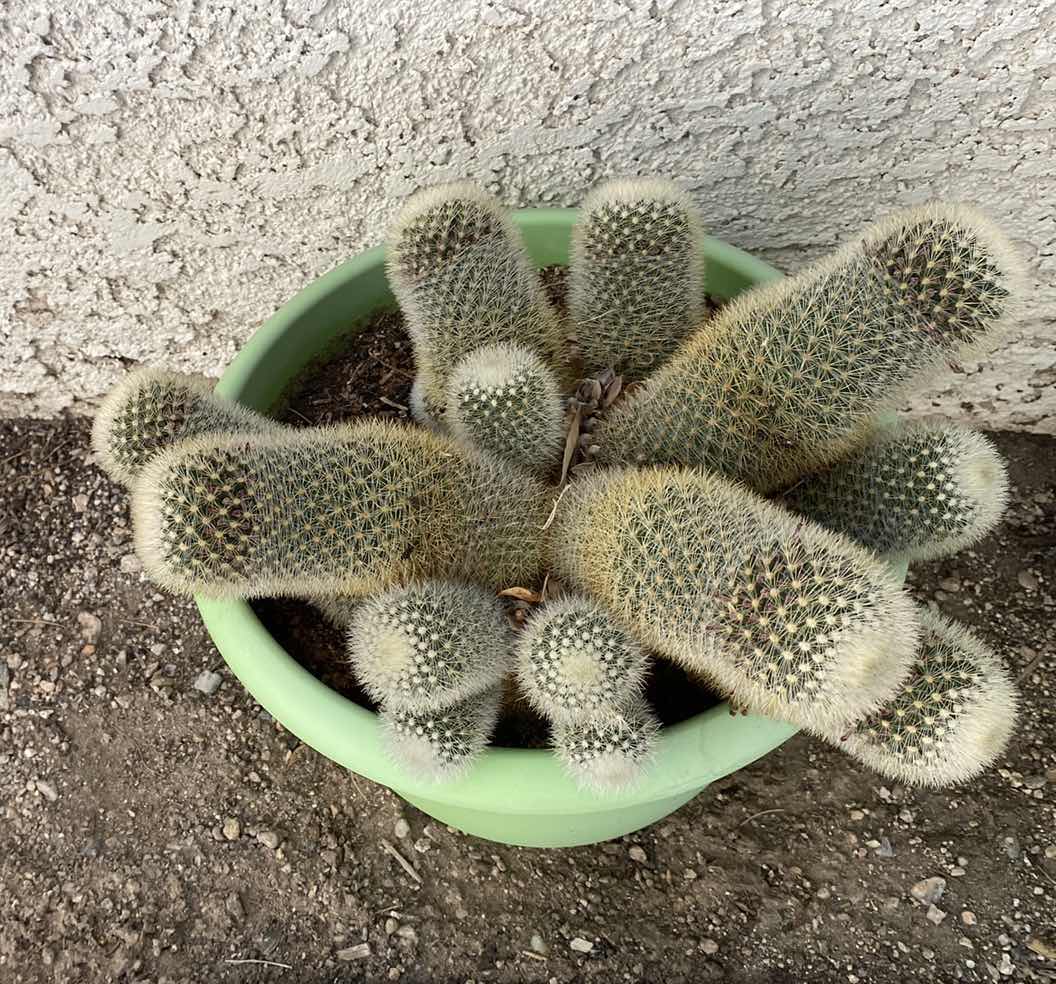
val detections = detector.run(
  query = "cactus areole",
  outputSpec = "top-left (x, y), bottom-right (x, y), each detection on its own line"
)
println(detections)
top-left (193, 209), bottom-right (899, 848)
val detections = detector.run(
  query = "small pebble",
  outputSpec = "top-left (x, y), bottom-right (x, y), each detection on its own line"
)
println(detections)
top-left (194, 670), bottom-right (222, 695)
top-left (701, 939), bottom-right (719, 955)
top-left (226, 893), bottom-right (245, 922)
top-left (949, 865), bottom-right (966, 877)
top-left (570, 937), bottom-right (593, 954)
top-left (35, 780), bottom-right (58, 802)
top-left (119, 552), bottom-right (143, 574)
top-left (999, 952), bottom-right (1014, 976)
top-left (530, 933), bottom-right (548, 955)
top-left (257, 830), bottom-right (280, 850)
top-left (939, 577), bottom-right (961, 593)
top-left (876, 838), bottom-right (895, 858)
top-left (72, 494), bottom-right (89, 513)
top-left (336, 943), bottom-right (371, 961)
top-left (961, 910), bottom-right (977, 926)
top-left (628, 845), bottom-right (647, 863)
top-left (222, 817), bottom-right (241, 841)
top-left (396, 925), bottom-right (417, 943)
top-left (385, 918), bottom-right (398, 935)
top-left (1017, 570), bottom-right (1038, 591)
top-left (76, 612), bottom-right (102, 644)
top-left (849, 809), bottom-right (865, 821)
top-left (911, 877), bottom-right (946, 905)
top-left (394, 818), bottom-right (410, 840)
top-left (926, 905), bottom-right (946, 925)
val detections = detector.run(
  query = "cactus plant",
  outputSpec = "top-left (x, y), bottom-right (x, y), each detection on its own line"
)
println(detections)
top-left (380, 685), bottom-right (503, 781)
top-left (348, 580), bottom-right (512, 710)
top-left (515, 595), bottom-right (648, 720)
top-left (570, 178), bottom-right (705, 379)
top-left (92, 369), bottom-right (279, 486)
top-left (101, 177), bottom-right (1026, 799)
top-left (314, 596), bottom-right (360, 627)
top-left (550, 466), bottom-right (920, 733)
top-left (593, 204), bottom-right (1025, 492)
top-left (783, 422), bottom-right (1009, 562)
top-left (386, 182), bottom-right (566, 425)
top-left (445, 343), bottom-right (566, 476)
top-left (132, 421), bottom-right (550, 599)
top-left (839, 611), bottom-right (1018, 786)
top-left (553, 696), bottom-right (660, 792)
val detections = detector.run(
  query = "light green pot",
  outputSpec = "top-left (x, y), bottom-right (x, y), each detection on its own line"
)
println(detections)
top-left (201, 208), bottom-right (799, 848)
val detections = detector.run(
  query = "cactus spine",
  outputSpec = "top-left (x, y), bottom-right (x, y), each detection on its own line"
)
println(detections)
top-left (380, 685), bottom-right (503, 781)
top-left (515, 596), bottom-right (648, 721)
top-left (550, 467), bottom-right (919, 733)
top-left (570, 178), bottom-right (705, 380)
top-left (92, 369), bottom-right (279, 486)
top-left (839, 611), bottom-right (1018, 786)
top-left (132, 421), bottom-right (550, 599)
top-left (386, 182), bottom-right (567, 425)
top-left (593, 204), bottom-right (1025, 492)
top-left (783, 422), bottom-right (1009, 562)
top-left (348, 580), bottom-right (512, 710)
top-left (445, 343), bottom-right (566, 476)
top-left (553, 696), bottom-right (660, 792)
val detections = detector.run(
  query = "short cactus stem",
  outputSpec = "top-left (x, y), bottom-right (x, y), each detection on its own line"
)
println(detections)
top-left (386, 182), bottom-right (567, 425)
top-left (553, 697), bottom-right (660, 792)
top-left (593, 204), bottom-right (1025, 492)
top-left (132, 421), bottom-right (550, 599)
top-left (347, 580), bottom-right (512, 710)
top-left (515, 595), bottom-right (648, 721)
top-left (550, 466), bottom-right (920, 734)
top-left (838, 611), bottom-right (1018, 786)
top-left (783, 422), bottom-right (1009, 562)
top-left (92, 369), bottom-right (279, 486)
top-left (445, 343), bottom-right (566, 476)
top-left (570, 177), bottom-right (705, 380)
top-left (380, 685), bottom-right (503, 782)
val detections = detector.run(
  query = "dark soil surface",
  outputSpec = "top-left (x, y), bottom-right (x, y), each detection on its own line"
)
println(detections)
top-left (2, 411), bottom-right (1054, 984)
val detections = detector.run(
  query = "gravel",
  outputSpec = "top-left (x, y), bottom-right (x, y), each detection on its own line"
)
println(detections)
top-left (911, 876), bottom-right (947, 905)
top-left (193, 669), bottom-right (223, 695)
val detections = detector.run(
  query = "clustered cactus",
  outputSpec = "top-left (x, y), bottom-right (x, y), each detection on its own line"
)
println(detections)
top-left (550, 467), bottom-right (919, 733)
top-left (131, 422), bottom-right (549, 599)
top-left (570, 178), bottom-right (705, 380)
top-left (516, 596), bottom-right (657, 790)
top-left (840, 610), bottom-right (1018, 785)
top-left (782, 421), bottom-right (1009, 562)
top-left (445, 343), bottom-right (566, 476)
top-left (592, 204), bottom-right (1024, 492)
top-left (386, 182), bottom-right (568, 427)
top-left (97, 175), bottom-right (1024, 794)
top-left (349, 581), bottom-right (510, 778)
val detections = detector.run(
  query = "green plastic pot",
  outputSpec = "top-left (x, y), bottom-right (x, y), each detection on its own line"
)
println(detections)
top-left (199, 209), bottom-right (814, 847)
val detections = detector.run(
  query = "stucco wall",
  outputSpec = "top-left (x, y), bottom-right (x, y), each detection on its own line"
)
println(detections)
top-left (2, 0), bottom-right (1053, 428)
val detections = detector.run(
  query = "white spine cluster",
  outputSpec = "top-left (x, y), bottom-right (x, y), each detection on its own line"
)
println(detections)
top-left (783, 422), bottom-right (1009, 562)
top-left (552, 697), bottom-right (661, 793)
top-left (348, 580), bottom-right (511, 710)
top-left (839, 611), bottom-right (1018, 786)
top-left (570, 178), bottom-right (705, 380)
top-left (446, 343), bottom-right (566, 476)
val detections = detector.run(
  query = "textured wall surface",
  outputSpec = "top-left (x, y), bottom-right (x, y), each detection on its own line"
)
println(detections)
top-left (2, 0), bottom-right (1054, 428)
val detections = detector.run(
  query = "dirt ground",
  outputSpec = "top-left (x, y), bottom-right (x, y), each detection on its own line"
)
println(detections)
top-left (1, 413), bottom-right (1054, 984)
